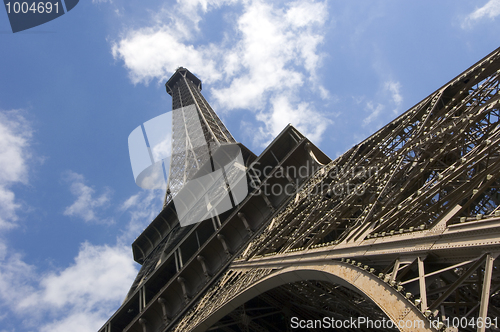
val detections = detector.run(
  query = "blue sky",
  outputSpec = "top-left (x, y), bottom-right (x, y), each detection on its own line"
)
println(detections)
top-left (0, 0), bottom-right (499, 331)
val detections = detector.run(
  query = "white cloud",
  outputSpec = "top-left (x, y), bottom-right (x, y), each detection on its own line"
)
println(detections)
top-left (256, 94), bottom-right (330, 146)
top-left (21, 243), bottom-right (135, 311)
top-left (363, 101), bottom-right (384, 127)
top-left (385, 80), bottom-right (403, 114)
top-left (0, 112), bottom-right (155, 332)
top-left (171, 0), bottom-right (238, 30)
top-left (0, 243), bottom-right (37, 314)
top-left (63, 171), bottom-right (113, 224)
top-left (112, 29), bottom-right (221, 85)
top-left (0, 110), bottom-right (32, 229)
top-left (118, 189), bottom-right (164, 243)
top-left (40, 311), bottom-right (112, 332)
top-left (112, 0), bottom-right (332, 147)
top-left (210, 0), bottom-right (328, 111)
top-left (463, 0), bottom-right (500, 27)
top-left (0, 241), bottom-right (137, 332)
top-left (361, 80), bottom-right (402, 128)
top-left (0, 184), bottom-right (164, 332)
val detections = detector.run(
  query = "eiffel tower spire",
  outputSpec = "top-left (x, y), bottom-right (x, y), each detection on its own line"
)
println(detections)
top-left (164, 67), bottom-right (235, 206)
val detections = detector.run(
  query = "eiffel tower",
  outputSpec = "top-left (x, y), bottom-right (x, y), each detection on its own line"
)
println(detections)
top-left (100, 48), bottom-right (500, 332)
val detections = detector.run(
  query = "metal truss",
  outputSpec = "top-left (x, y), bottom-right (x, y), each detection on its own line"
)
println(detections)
top-left (164, 67), bottom-right (235, 205)
top-left (99, 49), bottom-right (500, 332)
top-left (170, 48), bottom-right (500, 332)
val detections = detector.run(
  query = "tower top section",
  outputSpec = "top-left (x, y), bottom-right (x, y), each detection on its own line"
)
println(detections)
top-left (163, 66), bottom-right (236, 206)
top-left (165, 67), bottom-right (202, 96)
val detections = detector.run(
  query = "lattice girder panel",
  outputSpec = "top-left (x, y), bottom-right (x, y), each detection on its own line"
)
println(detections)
top-left (267, 49), bottom-right (500, 250)
top-left (157, 49), bottom-right (500, 332)
top-left (390, 253), bottom-right (500, 332)
top-left (164, 68), bottom-right (236, 206)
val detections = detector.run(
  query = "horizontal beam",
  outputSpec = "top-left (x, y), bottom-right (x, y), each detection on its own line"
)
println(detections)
top-left (231, 217), bottom-right (500, 270)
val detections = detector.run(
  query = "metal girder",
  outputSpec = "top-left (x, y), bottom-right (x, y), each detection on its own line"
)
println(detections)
top-left (101, 48), bottom-right (500, 332)
top-left (168, 48), bottom-right (500, 332)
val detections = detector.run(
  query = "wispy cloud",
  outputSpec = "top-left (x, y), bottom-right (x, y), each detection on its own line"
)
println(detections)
top-left (0, 182), bottom-right (165, 331)
top-left (118, 189), bottom-right (164, 244)
top-left (0, 178), bottom-right (171, 330)
top-left (0, 241), bottom-right (136, 332)
top-left (0, 243), bottom-right (37, 314)
top-left (210, 0), bottom-right (331, 145)
top-left (211, 0), bottom-right (327, 110)
top-left (112, 29), bottom-right (221, 85)
top-left (0, 112), bottom-right (163, 328)
top-left (112, 0), bottom-right (332, 147)
top-left (256, 94), bottom-right (330, 146)
top-left (463, 0), bottom-right (500, 28)
top-left (361, 80), bottom-right (402, 128)
top-left (63, 171), bottom-right (113, 224)
top-left (24, 243), bottom-right (135, 311)
top-left (363, 101), bottom-right (384, 127)
top-left (385, 80), bottom-right (403, 114)
top-left (0, 110), bottom-right (32, 229)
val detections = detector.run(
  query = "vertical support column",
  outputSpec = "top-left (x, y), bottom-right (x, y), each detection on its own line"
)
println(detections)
top-left (139, 286), bottom-right (146, 311)
top-left (138, 318), bottom-right (148, 332)
top-left (177, 276), bottom-right (190, 301)
top-left (238, 212), bottom-right (253, 234)
top-left (174, 248), bottom-right (183, 272)
top-left (211, 215), bottom-right (219, 231)
top-left (158, 297), bottom-right (171, 324)
top-left (197, 255), bottom-right (211, 278)
top-left (478, 254), bottom-right (495, 332)
top-left (418, 256), bottom-right (427, 311)
top-left (215, 212), bottom-right (222, 229)
top-left (217, 234), bottom-right (232, 256)
top-left (390, 259), bottom-right (400, 284)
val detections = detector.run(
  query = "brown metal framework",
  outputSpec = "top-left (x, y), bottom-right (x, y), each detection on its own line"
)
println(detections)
top-left (165, 67), bottom-right (235, 205)
top-left (171, 48), bottom-right (500, 331)
top-left (100, 47), bottom-right (500, 332)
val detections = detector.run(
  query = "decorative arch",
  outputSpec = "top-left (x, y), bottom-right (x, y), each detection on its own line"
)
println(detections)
top-left (193, 261), bottom-right (435, 332)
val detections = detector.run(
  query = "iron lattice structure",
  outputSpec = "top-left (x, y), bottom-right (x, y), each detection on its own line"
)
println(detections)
top-left (100, 47), bottom-right (500, 332)
top-left (124, 68), bottom-right (243, 300)
top-left (165, 67), bottom-right (235, 205)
